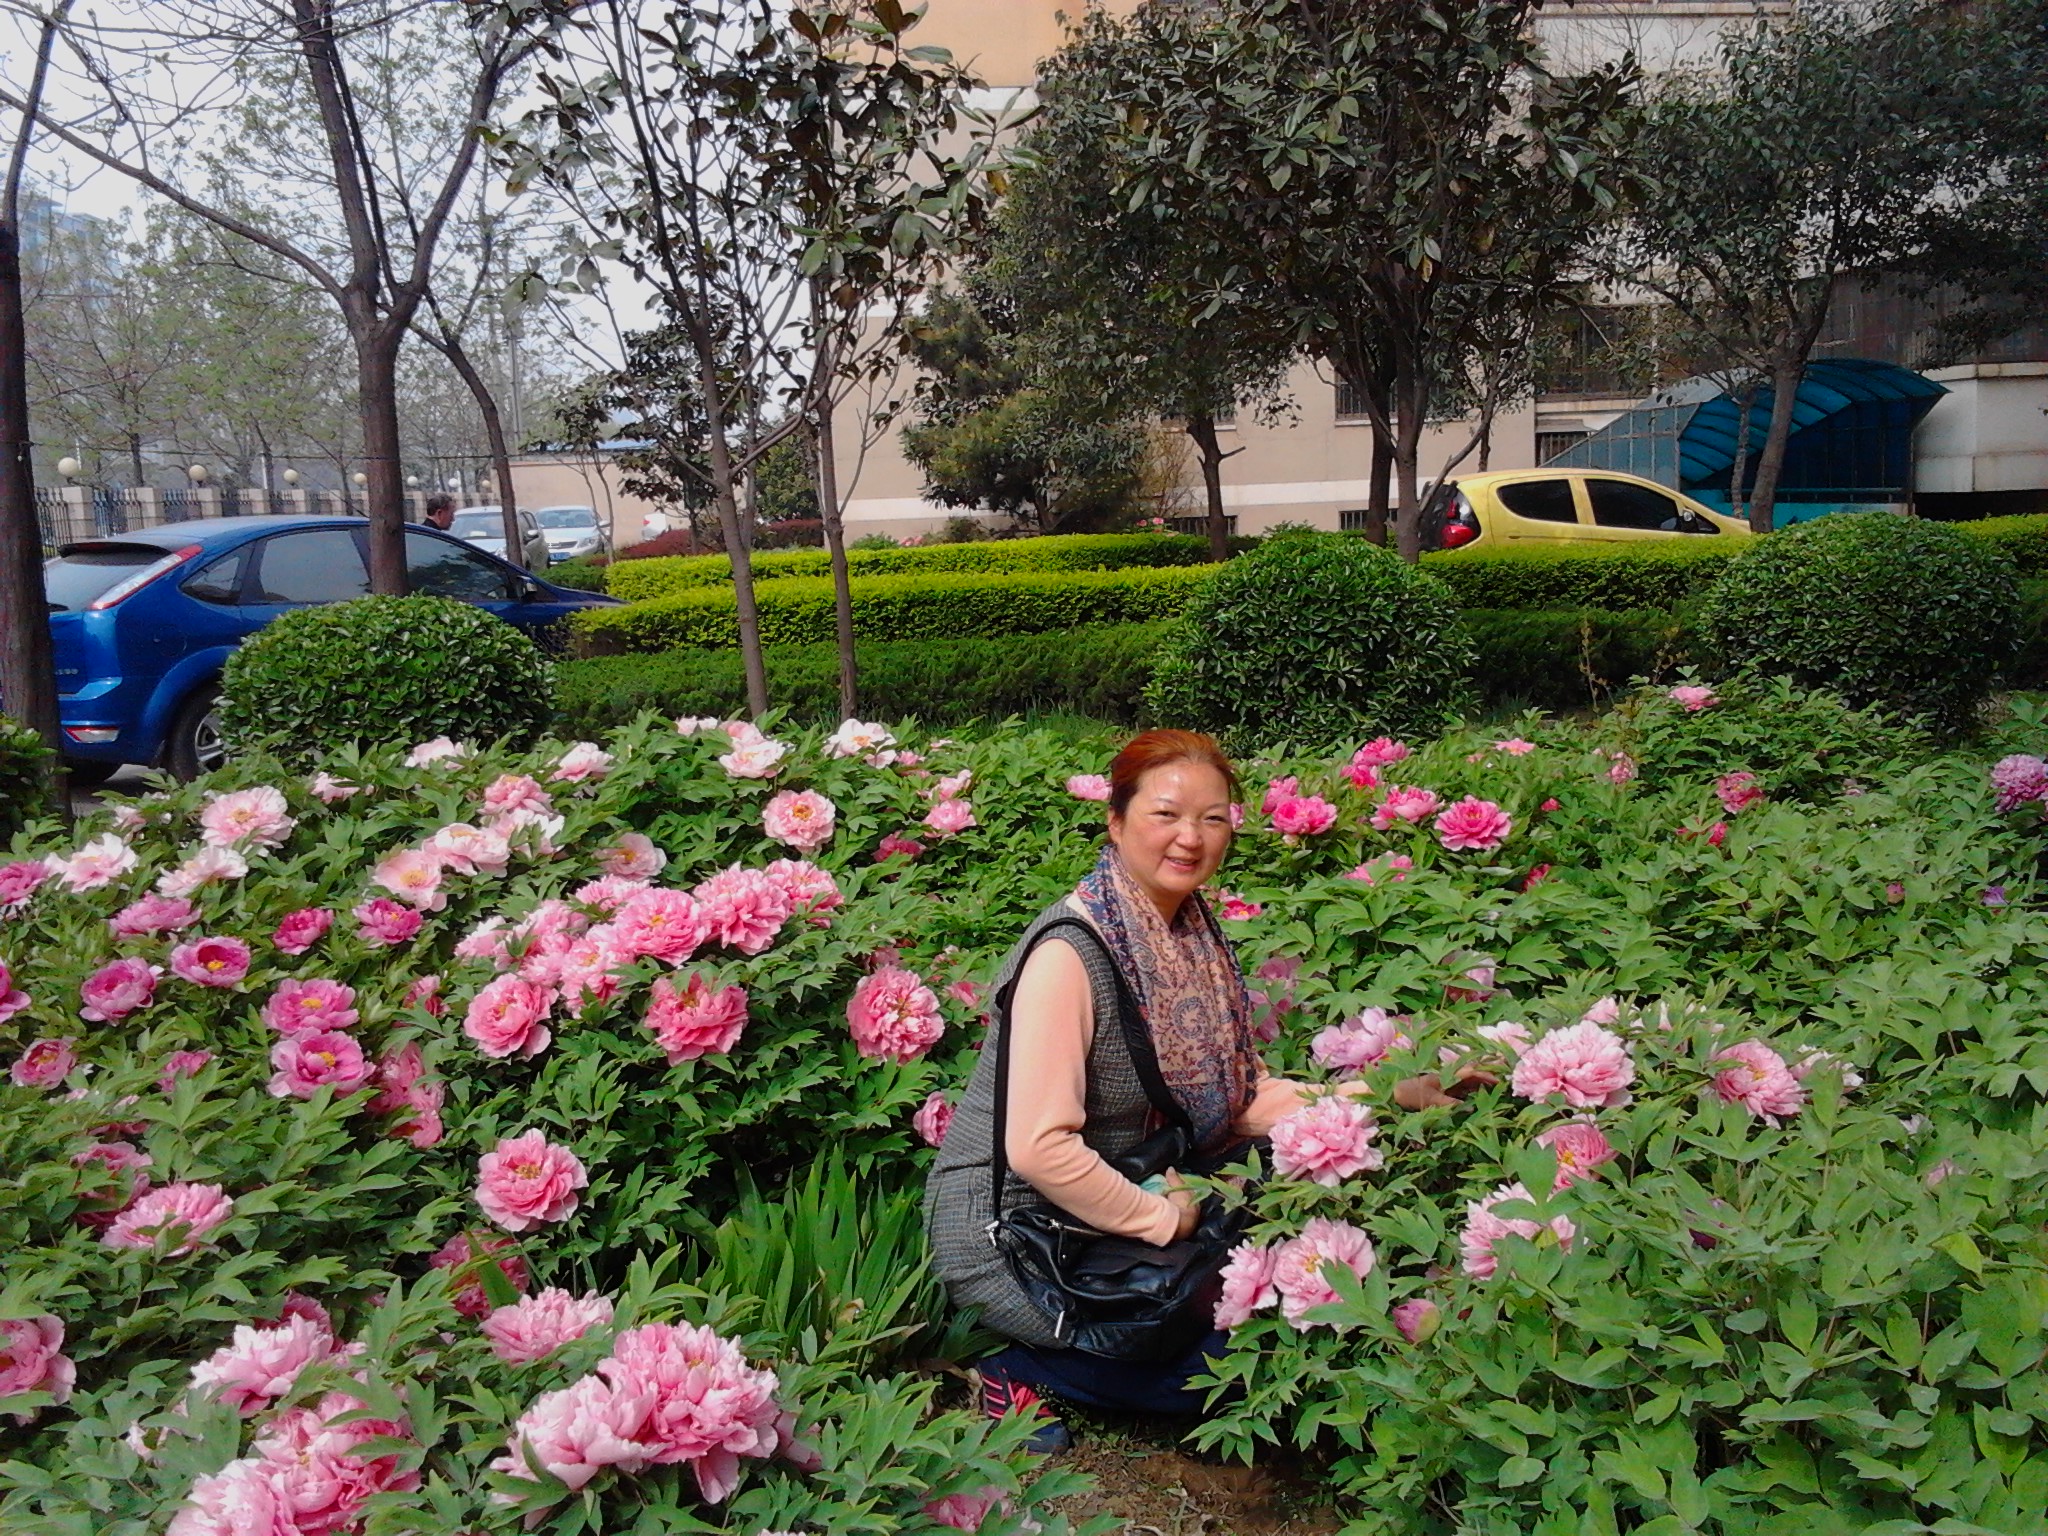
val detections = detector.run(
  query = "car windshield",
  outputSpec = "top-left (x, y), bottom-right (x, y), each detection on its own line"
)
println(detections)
top-left (43, 545), bottom-right (174, 612)
top-left (537, 508), bottom-right (596, 530)
top-left (450, 511), bottom-right (501, 536)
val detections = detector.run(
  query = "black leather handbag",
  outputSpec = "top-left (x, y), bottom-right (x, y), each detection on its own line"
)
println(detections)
top-left (984, 917), bottom-right (1254, 1361)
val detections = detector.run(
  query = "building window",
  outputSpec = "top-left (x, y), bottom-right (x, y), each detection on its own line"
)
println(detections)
top-left (1214, 401), bottom-right (1237, 427)
top-left (1165, 514), bottom-right (1237, 537)
top-left (1339, 508), bottom-right (1372, 532)
top-left (1535, 430), bottom-right (1587, 463)
top-left (1334, 378), bottom-right (1374, 421)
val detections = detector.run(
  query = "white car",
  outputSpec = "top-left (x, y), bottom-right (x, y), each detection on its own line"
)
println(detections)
top-left (536, 504), bottom-right (610, 562)
top-left (449, 506), bottom-right (550, 571)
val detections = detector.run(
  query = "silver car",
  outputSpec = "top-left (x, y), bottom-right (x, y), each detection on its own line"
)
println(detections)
top-left (449, 505), bottom-right (550, 571)
top-left (536, 504), bottom-right (610, 562)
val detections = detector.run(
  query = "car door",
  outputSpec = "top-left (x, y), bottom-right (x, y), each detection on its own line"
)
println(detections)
top-left (1582, 477), bottom-right (1721, 543)
top-left (403, 529), bottom-right (587, 646)
top-left (1489, 477), bottom-right (1587, 542)
top-left (239, 526), bottom-right (373, 625)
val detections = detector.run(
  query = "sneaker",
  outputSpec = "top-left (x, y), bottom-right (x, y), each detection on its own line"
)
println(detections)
top-left (978, 1370), bottom-right (1073, 1456)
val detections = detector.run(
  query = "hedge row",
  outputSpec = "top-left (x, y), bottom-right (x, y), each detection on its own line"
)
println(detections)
top-left (574, 564), bottom-right (1218, 653)
top-left (1419, 542), bottom-right (1738, 610)
top-left (1959, 513), bottom-right (2048, 576)
top-left (605, 531), bottom-right (1233, 602)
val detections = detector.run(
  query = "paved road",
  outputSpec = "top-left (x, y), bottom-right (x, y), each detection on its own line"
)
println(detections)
top-left (70, 766), bottom-right (156, 819)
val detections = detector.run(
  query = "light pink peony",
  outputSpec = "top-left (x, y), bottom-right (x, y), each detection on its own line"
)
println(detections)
top-left (267, 1030), bottom-right (372, 1100)
top-left (0, 858), bottom-right (50, 912)
top-left (1066, 773), bottom-right (1111, 801)
top-left (51, 834), bottom-right (138, 892)
top-left (1391, 1298), bottom-right (1440, 1343)
top-left (260, 978), bottom-right (359, 1035)
top-left (1271, 1095), bottom-right (1384, 1186)
top-left (1459, 1181), bottom-right (1575, 1279)
top-left (426, 822), bottom-right (511, 878)
top-left (1435, 796), bottom-right (1513, 853)
top-left (762, 789), bottom-right (837, 852)
top-left (1370, 785), bottom-right (1440, 830)
top-left (0, 1315), bottom-right (75, 1422)
top-left (598, 832), bottom-right (667, 880)
top-left (109, 894), bottom-right (201, 939)
top-left (270, 907), bottom-right (333, 955)
top-left (198, 786), bottom-right (295, 850)
top-left (596, 1320), bottom-right (784, 1502)
top-left (476, 1129), bottom-right (587, 1232)
top-left (1580, 996), bottom-right (1623, 1026)
top-left (155, 845), bottom-right (248, 899)
top-left (492, 1372), bottom-right (654, 1494)
top-left (1219, 891), bottom-right (1263, 920)
top-left (826, 718), bottom-right (894, 757)
top-left (552, 741), bottom-right (613, 783)
top-left (308, 770), bottom-right (359, 804)
top-left (574, 874), bottom-right (651, 913)
top-left (1712, 1041), bottom-right (1806, 1125)
top-left (1510, 1022), bottom-right (1635, 1109)
top-left (924, 1490), bottom-right (1023, 1532)
top-left (875, 832), bottom-right (925, 862)
top-left (1347, 852), bottom-right (1414, 885)
top-left (718, 737), bottom-right (788, 779)
top-left (1352, 737), bottom-right (1411, 770)
top-left (158, 1049), bottom-right (213, 1090)
top-left (930, 768), bottom-right (973, 802)
top-left (353, 897), bottom-right (423, 946)
top-left (1271, 794), bottom-right (1338, 838)
top-left (1793, 1048), bottom-right (1864, 1092)
top-left (610, 886), bottom-right (710, 964)
top-left (482, 1288), bottom-right (615, 1365)
top-left (1606, 751), bottom-right (1637, 785)
top-left (1715, 771), bottom-right (1765, 815)
top-left (168, 936), bottom-right (251, 988)
top-left (1271, 1218), bottom-right (1376, 1327)
top-left (554, 929), bottom-right (628, 1018)
top-left (691, 866), bottom-right (793, 955)
top-left (187, 1314), bottom-right (337, 1416)
top-left (1212, 1241), bottom-right (1279, 1330)
top-left (11, 1037), bottom-right (77, 1089)
top-left (405, 735), bottom-right (469, 767)
top-left (103, 1181), bottom-right (234, 1255)
top-left (1312, 1009), bottom-right (1411, 1071)
top-left (1492, 737), bottom-right (1538, 755)
top-left (248, 1390), bottom-right (419, 1532)
top-left (644, 974), bottom-right (748, 1064)
top-left (483, 773), bottom-right (553, 818)
top-left (430, 1230), bottom-right (530, 1318)
top-left (164, 1456), bottom-right (296, 1536)
top-left (1991, 753), bottom-right (2048, 812)
top-left (0, 959), bottom-right (26, 1025)
top-left (922, 797), bottom-right (977, 838)
top-left (463, 974), bottom-right (553, 1059)
top-left (1668, 684), bottom-right (1717, 711)
top-left (913, 1091), bottom-right (954, 1148)
top-left (1476, 1020), bottom-right (1533, 1058)
top-left (762, 858), bottom-right (842, 923)
top-left (1534, 1121), bottom-right (1616, 1190)
top-left (373, 847), bottom-right (447, 911)
top-left (847, 967), bottom-right (945, 1061)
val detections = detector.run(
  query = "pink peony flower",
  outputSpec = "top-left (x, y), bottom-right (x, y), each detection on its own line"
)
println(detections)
top-left (164, 1456), bottom-right (295, 1536)
top-left (373, 847), bottom-right (447, 911)
top-left (847, 966), bottom-right (945, 1061)
top-left (1347, 852), bottom-right (1414, 885)
top-left (1579, 996), bottom-right (1623, 1026)
top-left (691, 866), bottom-right (792, 955)
top-left (1391, 1298), bottom-right (1440, 1343)
top-left (913, 1091), bottom-right (953, 1148)
top-left (925, 1491), bottom-right (1019, 1532)
top-left (1459, 1181), bottom-right (1575, 1279)
top-left (353, 897), bottom-right (423, 946)
top-left (187, 1314), bottom-right (338, 1416)
top-left (875, 832), bottom-right (925, 862)
top-left (1706, 820), bottom-right (1729, 847)
top-left (51, 834), bottom-right (138, 892)
top-left (482, 1288), bottom-right (615, 1365)
top-left (1259, 776), bottom-right (1299, 816)
top-left (1435, 796), bottom-right (1513, 854)
top-left (260, 978), bottom-right (359, 1035)
top-left (551, 741), bottom-right (613, 783)
top-left (1271, 1218), bottom-right (1376, 1327)
top-left (109, 895), bottom-right (201, 939)
top-left (1066, 773), bottom-right (1111, 801)
top-left (155, 845), bottom-right (248, 899)
top-left (475, 1129), bottom-right (587, 1232)
top-left (762, 858), bottom-right (841, 923)
top-left (430, 1231), bottom-right (529, 1318)
top-left (1534, 1121), bottom-right (1616, 1190)
top-left (610, 887), bottom-right (710, 965)
top-left (403, 974), bottom-right (445, 1017)
top-left (483, 773), bottom-right (553, 818)
top-left (1510, 1022), bottom-right (1635, 1109)
top-left (826, 718), bottom-right (894, 757)
top-left (426, 822), bottom-right (511, 878)
top-left (1606, 751), bottom-right (1637, 785)
top-left (1312, 1009), bottom-right (1411, 1072)
top-left (158, 1049), bottom-right (213, 1090)
top-left (1492, 737), bottom-right (1538, 755)
top-left (198, 786), bottom-right (295, 850)
top-left (1522, 863), bottom-right (1552, 890)
top-left (1219, 891), bottom-right (1263, 920)
top-left (929, 768), bottom-right (974, 802)
top-left (366, 1042), bottom-right (445, 1149)
top-left (463, 974), bottom-right (553, 1060)
top-left (719, 737), bottom-right (788, 779)
top-left (644, 974), bottom-right (748, 1064)
top-left (1475, 1020), bottom-right (1533, 1058)
top-left (491, 1372), bottom-right (655, 1494)
top-left (405, 735), bottom-right (469, 767)
top-left (1212, 1242), bottom-right (1279, 1330)
top-left (0, 858), bottom-right (50, 912)
top-left (1352, 737), bottom-right (1411, 770)
top-left (247, 1390), bottom-right (419, 1531)
top-left (1991, 753), bottom-right (2048, 812)
top-left (1271, 794), bottom-right (1338, 838)
top-left (0, 1315), bottom-right (75, 1423)
top-left (762, 789), bottom-right (837, 852)
top-left (168, 936), bottom-right (251, 988)
top-left (1370, 785), bottom-right (1440, 830)
top-left (103, 1181), bottom-right (234, 1255)
top-left (11, 1037), bottom-right (77, 1089)
top-left (598, 832), bottom-right (667, 880)
top-left (0, 960), bottom-right (29, 1024)
top-left (922, 797), bottom-right (977, 838)
top-left (1444, 958), bottom-right (1498, 1004)
top-left (1792, 1049), bottom-right (1864, 1092)
top-left (1541, 797), bottom-right (1561, 812)
top-left (575, 874), bottom-right (651, 913)
top-left (267, 1030), bottom-right (372, 1100)
top-left (1247, 955), bottom-right (1298, 1044)
top-left (1715, 771), bottom-right (1765, 815)
top-left (1271, 1095), bottom-right (1384, 1186)
top-left (270, 907), bottom-right (333, 955)
top-left (1712, 1041), bottom-right (1806, 1126)
top-left (1668, 684), bottom-right (1717, 711)
top-left (595, 1320), bottom-right (784, 1502)
top-left (1342, 761), bottom-right (1381, 790)
top-left (308, 771), bottom-right (359, 804)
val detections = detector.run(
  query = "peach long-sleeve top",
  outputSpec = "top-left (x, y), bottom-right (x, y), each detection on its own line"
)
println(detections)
top-left (1004, 903), bottom-right (1309, 1247)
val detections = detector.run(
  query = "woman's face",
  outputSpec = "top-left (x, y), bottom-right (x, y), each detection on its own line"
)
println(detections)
top-left (1108, 760), bottom-right (1234, 917)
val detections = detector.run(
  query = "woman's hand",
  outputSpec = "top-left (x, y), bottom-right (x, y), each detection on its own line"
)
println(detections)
top-left (1162, 1169), bottom-right (1200, 1241)
top-left (1392, 1065), bottom-right (1499, 1110)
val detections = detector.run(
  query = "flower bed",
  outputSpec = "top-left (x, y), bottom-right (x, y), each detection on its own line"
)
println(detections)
top-left (2, 678), bottom-right (2047, 1532)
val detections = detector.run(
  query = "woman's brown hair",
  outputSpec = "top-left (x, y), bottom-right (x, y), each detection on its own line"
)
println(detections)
top-left (1107, 729), bottom-right (1239, 817)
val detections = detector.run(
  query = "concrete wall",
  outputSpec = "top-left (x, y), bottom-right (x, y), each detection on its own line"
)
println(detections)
top-left (1915, 365), bottom-right (2048, 496)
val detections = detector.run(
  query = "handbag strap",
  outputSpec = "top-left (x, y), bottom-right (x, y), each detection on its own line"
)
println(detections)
top-left (986, 915), bottom-right (1190, 1225)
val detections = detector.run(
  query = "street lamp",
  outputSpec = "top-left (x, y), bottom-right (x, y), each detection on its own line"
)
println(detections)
top-left (352, 471), bottom-right (368, 488)
top-left (187, 465), bottom-right (209, 484)
top-left (406, 474), bottom-right (419, 488)
top-left (282, 469), bottom-right (300, 487)
top-left (56, 456), bottom-right (80, 479)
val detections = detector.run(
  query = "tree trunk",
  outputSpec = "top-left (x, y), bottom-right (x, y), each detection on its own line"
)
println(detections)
top-left (1185, 411), bottom-right (1230, 562)
top-left (356, 322), bottom-right (409, 593)
top-left (1366, 422), bottom-right (1393, 547)
top-left (1392, 361), bottom-right (1428, 564)
top-left (434, 329), bottom-right (525, 571)
top-left (809, 293), bottom-right (858, 720)
top-left (127, 432), bottom-right (144, 489)
top-left (697, 356), bottom-right (769, 716)
top-left (1727, 377), bottom-right (1756, 524)
top-left (0, 218), bottom-right (60, 764)
top-left (1747, 354), bottom-right (1806, 534)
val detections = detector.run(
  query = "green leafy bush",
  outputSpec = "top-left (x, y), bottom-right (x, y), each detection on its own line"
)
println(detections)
top-left (219, 595), bottom-right (556, 760)
top-left (606, 530), bottom-right (1226, 602)
top-left (1956, 512), bottom-right (2048, 575)
top-left (0, 714), bottom-right (54, 842)
top-left (1699, 511), bottom-right (2022, 733)
top-left (1145, 533), bottom-right (1475, 749)
top-left (545, 555), bottom-right (610, 592)
top-left (577, 564), bottom-right (1213, 653)
top-left (1461, 607), bottom-right (1699, 711)
top-left (557, 622), bottom-right (1168, 733)
top-left (1423, 541), bottom-right (1739, 610)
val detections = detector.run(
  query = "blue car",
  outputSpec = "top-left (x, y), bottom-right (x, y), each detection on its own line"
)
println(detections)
top-left (42, 516), bottom-right (620, 783)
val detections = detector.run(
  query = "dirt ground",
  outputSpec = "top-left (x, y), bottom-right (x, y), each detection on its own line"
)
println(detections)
top-left (1045, 1423), bottom-right (1348, 1535)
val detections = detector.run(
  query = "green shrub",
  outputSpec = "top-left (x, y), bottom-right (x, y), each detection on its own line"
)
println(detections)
top-left (219, 595), bottom-right (556, 761)
top-left (1957, 512), bottom-right (2048, 575)
top-left (1145, 532), bottom-right (1474, 749)
top-left (1699, 511), bottom-right (2021, 733)
top-left (1423, 541), bottom-right (1739, 610)
top-left (605, 530), bottom-right (1223, 602)
top-left (557, 622), bottom-right (1169, 733)
top-left (577, 564), bottom-right (1213, 653)
top-left (0, 715), bottom-right (54, 842)
top-left (546, 555), bottom-right (611, 592)
top-left (1462, 607), bottom-right (1699, 711)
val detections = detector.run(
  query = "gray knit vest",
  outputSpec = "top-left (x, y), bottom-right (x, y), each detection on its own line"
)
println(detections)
top-left (924, 900), bottom-right (1154, 1348)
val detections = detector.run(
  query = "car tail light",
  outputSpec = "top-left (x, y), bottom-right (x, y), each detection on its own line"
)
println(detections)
top-left (64, 726), bottom-right (120, 744)
top-left (87, 545), bottom-right (203, 610)
top-left (1440, 490), bottom-right (1481, 549)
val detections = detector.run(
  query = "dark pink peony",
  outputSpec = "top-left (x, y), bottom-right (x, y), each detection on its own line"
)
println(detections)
top-left (109, 895), bottom-right (201, 939)
top-left (168, 936), bottom-right (251, 988)
top-left (0, 858), bottom-right (50, 913)
top-left (610, 887), bottom-right (709, 965)
top-left (353, 897), bottom-right (423, 946)
top-left (1715, 771), bottom-right (1765, 815)
top-left (462, 974), bottom-right (553, 1059)
top-left (1435, 796), bottom-right (1513, 854)
top-left (430, 1230), bottom-right (529, 1318)
top-left (691, 866), bottom-right (793, 955)
top-left (267, 1030), bottom-right (373, 1100)
top-left (10, 1037), bottom-right (77, 1089)
top-left (271, 907), bottom-right (334, 955)
top-left (259, 978), bottom-right (359, 1035)
top-left (847, 966), bottom-right (944, 1061)
top-left (475, 1129), bottom-right (587, 1232)
top-left (0, 1315), bottom-right (75, 1423)
top-left (158, 1049), bottom-right (213, 1091)
top-left (79, 957), bottom-right (159, 1022)
top-left (644, 973), bottom-right (748, 1065)
top-left (912, 1091), bottom-right (953, 1148)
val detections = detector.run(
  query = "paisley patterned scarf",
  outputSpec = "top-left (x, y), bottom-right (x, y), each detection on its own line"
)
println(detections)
top-left (1075, 845), bottom-right (1259, 1151)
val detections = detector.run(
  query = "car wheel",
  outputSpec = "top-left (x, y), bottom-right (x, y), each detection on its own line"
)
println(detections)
top-left (63, 759), bottom-right (121, 787)
top-left (166, 686), bottom-right (228, 781)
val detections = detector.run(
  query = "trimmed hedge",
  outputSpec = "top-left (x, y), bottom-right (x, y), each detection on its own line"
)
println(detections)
top-left (1958, 513), bottom-right (2048, 576)
top-left (605, 531), bottom-right (1231, 602)
top-left (1421, 541), bottom-right (1739, 610)
top-left (546, 555), bottom-right (610, 592)
top-left (574, 564), bottom-right (1217, 653)
top-left (1462, 606), bottom-right (1698, 710)
top-left (556, 623), bottom-right (1170, 734)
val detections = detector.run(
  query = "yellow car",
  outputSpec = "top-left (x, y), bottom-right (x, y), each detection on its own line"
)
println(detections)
top-left (1433, 469), bottom-right (1753, 550)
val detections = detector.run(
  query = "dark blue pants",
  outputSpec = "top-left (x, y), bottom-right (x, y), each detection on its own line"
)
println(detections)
top-left (982, 1329), bottom-right (1232, 1416)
